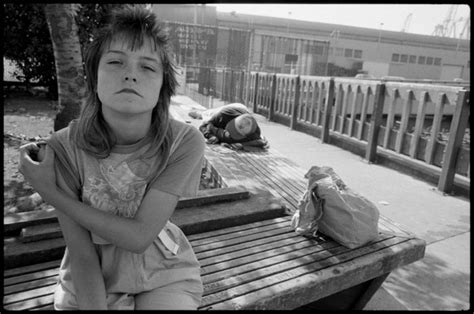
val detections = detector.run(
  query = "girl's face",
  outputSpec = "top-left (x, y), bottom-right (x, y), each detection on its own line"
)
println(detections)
top-left (97, 36), bottom-right (163, 117)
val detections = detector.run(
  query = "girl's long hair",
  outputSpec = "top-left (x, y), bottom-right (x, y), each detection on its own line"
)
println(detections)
top-left (73, 5), bottom-right (177, 161)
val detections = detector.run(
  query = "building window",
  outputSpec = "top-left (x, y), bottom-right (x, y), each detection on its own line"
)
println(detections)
top-left (328, 47), bottom-right (333, 55)
top-left (335, 48), bottom-right (344, 56)
top-left (426, 57), bottom-right (433, 65)
top-left (409, 55), bottom-right (417, 63)
top-left (285, 54), bottom-right (298, 65)
top-left (392, 53), bottom-right (400, 62)
top-left (400, 54), bottom-right (408, 63)
top-left (354, 49), bottom-right (362, 59)
top-left (418, 56), bottom-right (425, 64)
top-left (434, 57), bottom-right (441, 66)
top-left (344, 48), bottom-right (353, 58)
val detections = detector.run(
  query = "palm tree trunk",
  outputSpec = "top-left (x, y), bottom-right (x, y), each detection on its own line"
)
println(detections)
top-left (44, 4), bottom-right (85, 131)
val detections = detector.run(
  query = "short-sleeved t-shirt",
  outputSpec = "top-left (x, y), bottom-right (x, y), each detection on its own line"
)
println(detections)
top-left (48, 118), bottom-right (205, 297)
top-left (50, 118), bottom-right (205, 215)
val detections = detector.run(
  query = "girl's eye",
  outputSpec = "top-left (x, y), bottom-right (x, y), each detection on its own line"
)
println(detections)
top-left (107, 60), bottom-right (122, 65)
top-left (143, 65), bottom-right (155, 72)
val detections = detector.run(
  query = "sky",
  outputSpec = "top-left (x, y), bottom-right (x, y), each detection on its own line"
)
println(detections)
top-left (207, 4), bottom-right (470, 38)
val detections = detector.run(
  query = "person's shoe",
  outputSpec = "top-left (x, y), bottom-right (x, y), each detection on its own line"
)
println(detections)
top-left (188, 110), bottom-right (202, 119)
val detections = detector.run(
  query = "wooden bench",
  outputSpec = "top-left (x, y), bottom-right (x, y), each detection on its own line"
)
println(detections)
top-left (3, 108), bottom-right (426, 309)
top-left (191, 144), bottom-right (426, 309)
top-left (4, 214), bottom-right (424, 310)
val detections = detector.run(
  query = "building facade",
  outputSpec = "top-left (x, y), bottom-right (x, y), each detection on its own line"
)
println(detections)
top-left (153, 4), bottom-right (470, 81)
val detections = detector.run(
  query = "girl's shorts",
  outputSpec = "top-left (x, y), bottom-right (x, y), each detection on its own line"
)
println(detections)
top-left (54, 276), bottom-right (203, 310)
top-left (54, 222), bottom-right (203, 310)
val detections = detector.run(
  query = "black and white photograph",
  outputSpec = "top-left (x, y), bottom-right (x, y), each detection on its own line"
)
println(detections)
top-left (3, 3), bottom-right (470, 311)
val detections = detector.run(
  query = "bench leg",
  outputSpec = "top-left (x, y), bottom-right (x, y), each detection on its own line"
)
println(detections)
top-left (295, 273), bottom-right (390, 310)
top-left (351, 273), bottom-right (390, 309)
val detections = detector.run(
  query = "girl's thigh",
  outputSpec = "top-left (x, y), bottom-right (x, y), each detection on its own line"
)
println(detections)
top-left (54, 283), bottom-right (135, 310)
top-left (134, 280), bottom-right (203, 310)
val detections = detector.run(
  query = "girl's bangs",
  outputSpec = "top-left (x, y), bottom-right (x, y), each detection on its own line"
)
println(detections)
top-left (106, 30), bottom-right (159, 52)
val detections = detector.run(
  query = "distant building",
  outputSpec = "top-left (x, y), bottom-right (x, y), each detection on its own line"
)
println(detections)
top-left (153, 4), bottom-right (470, 81)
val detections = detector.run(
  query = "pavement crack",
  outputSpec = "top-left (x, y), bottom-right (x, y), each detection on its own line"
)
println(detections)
top-left (426, 229), bottom-right (470, 246)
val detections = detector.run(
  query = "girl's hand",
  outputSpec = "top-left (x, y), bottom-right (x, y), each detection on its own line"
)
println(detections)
top-left (19, 142), bottom-right (57, 198)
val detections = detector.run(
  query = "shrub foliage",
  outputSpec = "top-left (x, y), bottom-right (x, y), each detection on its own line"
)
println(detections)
top-left (3, 3), bottom-right (123, 99)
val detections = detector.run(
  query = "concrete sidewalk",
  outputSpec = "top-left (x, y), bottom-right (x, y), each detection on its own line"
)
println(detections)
top-left (171, 95), bottom-right (470, 311)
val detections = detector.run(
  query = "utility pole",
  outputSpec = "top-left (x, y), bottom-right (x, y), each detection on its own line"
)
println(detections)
top-left (287, 11), bottom-right (292, 33)
top-left (378, 22), bottom-right (384, 47)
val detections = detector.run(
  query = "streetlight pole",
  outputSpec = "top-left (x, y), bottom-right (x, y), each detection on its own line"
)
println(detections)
top-left (287, 11), bottom-right (292, 33)
top-left (378, 22), bottom-right (384, 46)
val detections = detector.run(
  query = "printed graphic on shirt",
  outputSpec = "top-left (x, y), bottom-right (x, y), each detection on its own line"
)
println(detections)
top-left (82, 154), bottom-right (151, 218)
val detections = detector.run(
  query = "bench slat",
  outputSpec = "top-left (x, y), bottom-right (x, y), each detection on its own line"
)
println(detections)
top-left (175, 186), bottom-right (250, 209)
top-left (199, 236), bottom-right (310, 270)
top-left (31, 304), bottom-right (55, 310)
top-left (195, 230), bottom-right (296, 260)
top-left (186, 216), bottom-right (290, 242)
top-left (20, 223), bottom-right (63, 243)
top-left (190, 218), bottom-right (292, 247)
top-left (4, 275), bottom-right (58, 295)
top-left (3, 284), bottom-right (56, 310)
top-left (3, 294), bottom-right (54, 311)
top-left (4, 238), bottom-right (66, 270)
top-left (4, 268), bottom-right (58, 287)
top-left (3, 259), bottom-right (62, 278)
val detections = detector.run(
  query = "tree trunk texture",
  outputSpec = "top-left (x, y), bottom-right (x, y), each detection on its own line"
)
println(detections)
top-left (44, 4), bottom-right (85, 131)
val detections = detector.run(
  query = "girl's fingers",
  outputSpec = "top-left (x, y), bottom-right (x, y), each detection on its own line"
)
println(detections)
top-left (42, 144), bottom-right (55, 164)
top-left (19, 143), bottom-right (37, 163)
top-left (19, 142), bottom-right (53, 164)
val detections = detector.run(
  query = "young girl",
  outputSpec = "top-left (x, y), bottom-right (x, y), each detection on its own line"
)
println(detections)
top-left (18, 5), bottom-right (204, 310)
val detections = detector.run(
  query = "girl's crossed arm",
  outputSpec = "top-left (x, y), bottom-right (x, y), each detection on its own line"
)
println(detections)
top-left (50, 185), bottom-right (177, 254)
top-left (20, 143), bottom-right (178, 254)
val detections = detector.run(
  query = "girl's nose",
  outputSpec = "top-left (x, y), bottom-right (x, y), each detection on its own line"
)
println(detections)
top-left (124, 76), bottom-right (137, 82)
top-left (124, 64), bottom-right (138, 82)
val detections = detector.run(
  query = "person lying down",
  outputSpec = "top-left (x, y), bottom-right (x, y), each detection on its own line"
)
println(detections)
top-left (189, 103), bottom-right (268, 149)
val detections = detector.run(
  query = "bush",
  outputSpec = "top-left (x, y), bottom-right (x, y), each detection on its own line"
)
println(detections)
top-left (3, 4), bottom-right (124, 100)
